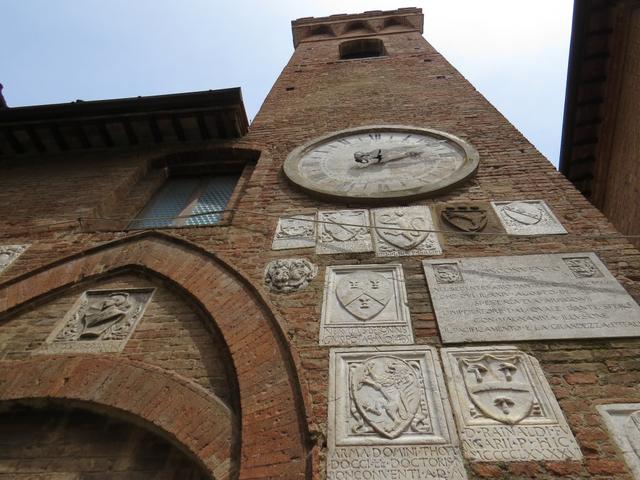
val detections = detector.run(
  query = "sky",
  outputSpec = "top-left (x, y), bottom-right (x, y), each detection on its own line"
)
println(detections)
top-left (1, 1), bottom-right (574, 167)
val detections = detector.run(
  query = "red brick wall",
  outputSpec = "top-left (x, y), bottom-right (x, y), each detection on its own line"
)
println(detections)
top-left (0, 16), bottom-right (640, 480)
top-left (0, 403), bottom-right (208, 479)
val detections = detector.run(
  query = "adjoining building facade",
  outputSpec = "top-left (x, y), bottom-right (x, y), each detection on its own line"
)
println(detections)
top-left (1, 7), bottom-right (640, 479)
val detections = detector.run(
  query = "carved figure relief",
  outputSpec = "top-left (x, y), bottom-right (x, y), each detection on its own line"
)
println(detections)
top-left (320, 264), bottom-right (413, 345)
top-left (42, 288), bottom-right (154, 354)
top-left (317, 209), bottom-right (373, 254)
top-left (441, 205), bottom-right (487, 233)
top-left (433, 263), bottom-right (463, 284)
top-left (272, 214), bottom-right (316, 250)
top-left (491, 200), bottom-right (567, 235)
top-left (372, 206), bottom-right (441, 257)
top-left (264, 258), bottom-right (318, 293)
top-left (350, 355), bottom-right (431, 439)
top-left (460, 354), bottom-right (535, 424)
top-left (564, 256), bottom-right (603, 278)
top-left (336, 271), bottom-right (392, 320)
top-left (0, 244), bottom-right (28, 274)
top-left (598, 404), bottom-right (640, 479)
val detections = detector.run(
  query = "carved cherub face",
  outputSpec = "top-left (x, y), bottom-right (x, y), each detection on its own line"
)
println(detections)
top-left (265, 259), bottom-right (317, 292)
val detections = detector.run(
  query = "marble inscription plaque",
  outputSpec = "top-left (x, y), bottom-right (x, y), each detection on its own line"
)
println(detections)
top-left (320, 264), bottom-right (413, 345)
top-left (272, 214), bottom-right (316, 250)
top-left (435, 203), bottom-right (507, 246)
top-left (423, 253), bottom-right (640, 343)
top-left (0, 244), bottom-right (28, 274)
top-left (40, 288), bottom-right (155, 354)
top-left (328, 346), bottom-right (467, 479)
top-left (598, 404), bottom-right (640, 479)
top-left (372, 206), bottom-right (442, 257)
top-left (317, 209), bottom-right (373, 254)
top-left (491, 200), bottom-right (567, 235)
top-left (442, 346), bottom-right (582, 462)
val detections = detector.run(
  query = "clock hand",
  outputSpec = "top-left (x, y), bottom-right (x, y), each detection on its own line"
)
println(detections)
top-left (354, 149), bottom-right (422, 167)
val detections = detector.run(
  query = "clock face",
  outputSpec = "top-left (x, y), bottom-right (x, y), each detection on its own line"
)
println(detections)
top-left (283, 125), bottom-right (479, 203)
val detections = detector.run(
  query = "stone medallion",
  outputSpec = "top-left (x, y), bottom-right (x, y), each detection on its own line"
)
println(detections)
top-left (0, 244), bottom-right (29, 275)
top-left (372, 206), bottom-right (442, 257)
top-left (598, 404), bottom-right (640, 479)
top-left (272, 214), bottom-right (316, 250)
top-left (317, 209), bottom-right (373, 254)
top-left (40, 288), bottom-right (155, 354)
top-left (491, 200), bottom-right (567, 235)
top-left (264, 258), bottom-right (318, 293)
top-left (320, 264), bottom-right (413, 345)
top-left (442, 346), bottom-right (582, 462)
top-left (435, 203), bottom-right (507, 245)
top-left (328, 346), bottom-right (468, 479)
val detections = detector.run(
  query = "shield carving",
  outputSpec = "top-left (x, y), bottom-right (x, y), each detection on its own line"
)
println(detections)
top-left (322, 212), bottom-right (365, 242)
top-left (460, 354), bottom-right (534, 424)
top-left (336, 271), bottom-right (392, 320)
top-left (624, 411), bottom-right (640, 460)
top-left (502, 202), bottom-right (543, 225)
top-left (375, 210), bottom-right (429, 250)
top-left (442, 206), bottom-right (487, 232)
top-left (350, 355), bottom-right (421, 439)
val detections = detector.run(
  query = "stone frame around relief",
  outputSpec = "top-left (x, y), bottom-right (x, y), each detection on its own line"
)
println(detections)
top-left (0, 244), bottom-right (29, 275)
top-left (597, 403), bottom-right (640, 479)
top-left (328, 346), bottom-right (459, 447)
top-left (316, 209), bottom-right (373, 254)
top-left (491, 199), bottom-right (567, 235)
top-left (271, 213), bottom-right (317, 250)
top-left (319, 264), bottom-right (414, 346)
top-left (38, 287), bottom-right (155, 354)
top-left (441, 345), bottom-right (582, 462)
top-left (371, 205), bottom-right (442, 257)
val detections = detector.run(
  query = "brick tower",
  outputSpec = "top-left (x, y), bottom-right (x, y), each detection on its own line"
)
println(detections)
top-left (0, 7), bottom-right (639, 480)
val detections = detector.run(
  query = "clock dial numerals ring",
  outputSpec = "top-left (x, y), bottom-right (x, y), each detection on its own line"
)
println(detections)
top-left (283, 125), bottom-right (479, 204)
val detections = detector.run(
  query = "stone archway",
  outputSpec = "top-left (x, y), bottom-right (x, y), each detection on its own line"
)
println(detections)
top-left (0, 232), bottom-right (310, 479)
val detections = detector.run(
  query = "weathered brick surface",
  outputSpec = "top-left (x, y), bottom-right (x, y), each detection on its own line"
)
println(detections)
top-left (0, 8), bottom-right (639, 479)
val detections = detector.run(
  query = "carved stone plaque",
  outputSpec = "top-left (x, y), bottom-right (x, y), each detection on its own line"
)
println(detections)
top-left (435, 203), bottom-right (507, 246)
top-left (598, 404), bottom-right (640, 479)
top-left (316, 209), bottom-right (373, 254)
top-left (491, 200), bottom-right (567, 235)
top-left (423, 253), bottom-right (640, 343)
top-left (264, 258), bottom-right (318, 293)
top-left (328, 346), bottom-right (468, 479)
top-left (372, 206), bottom-right (442, 257)
top-left (272, 214), bottom-right (316, 250)
top-left (442, 346), bottom-right (582, 462)
top-left (0, 245), bottom-right (28, 274)
top-left (320, 264), bottom-right (413, 346)
top-left (40, 288), bottom-right (155, 354)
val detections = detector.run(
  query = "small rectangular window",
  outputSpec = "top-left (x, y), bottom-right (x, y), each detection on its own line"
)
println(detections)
top-left (129, 174), bottom-right (239, 229)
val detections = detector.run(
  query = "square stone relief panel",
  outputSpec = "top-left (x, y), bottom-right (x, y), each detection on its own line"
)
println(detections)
top-left (441, 346), bottom-right (582, 462)
top-left (423, 252), bottom-right (640, 343)
top-left (598, 404), bottom-right (640, 479)
top-left (0, 244), bottom-right (29, 275)
top-left (371, 205), bottom-right (442, 257)
top-left (271, 214), bottom-right (316, 250)
top-left (491, 200), bottom-right (567, 235)
top-left (328, 346), bottom-right (467, 479)
top-left (320, 264), bottom-right (413, 346)
top-left (39, 288), bottom-right (155, 354)
top-left (316, 209), bottom-right (373, 254)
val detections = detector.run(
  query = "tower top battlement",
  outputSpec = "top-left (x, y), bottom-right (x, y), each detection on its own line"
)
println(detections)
top-left (291, 7), bottom-right (423, 47)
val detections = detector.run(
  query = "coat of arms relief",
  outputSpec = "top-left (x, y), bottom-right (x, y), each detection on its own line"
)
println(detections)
top-left (372, 206), bottom-right (441, 256)
top-left (41, 288), bottom-right (154, 353)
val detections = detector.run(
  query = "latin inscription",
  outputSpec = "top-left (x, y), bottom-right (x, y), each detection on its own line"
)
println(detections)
top-left (423, 253), bottom-right (640, 343)
top-left (441, 346), bottom-right (582, 462)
